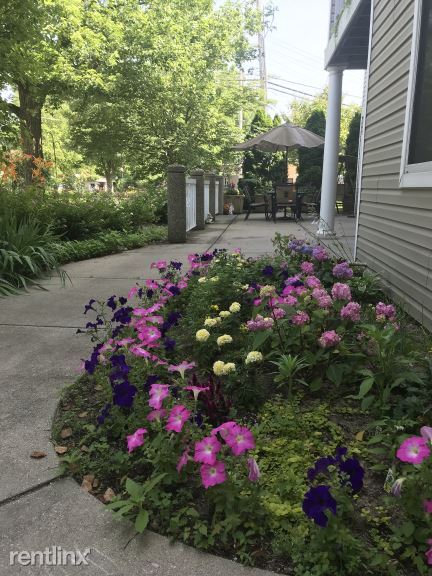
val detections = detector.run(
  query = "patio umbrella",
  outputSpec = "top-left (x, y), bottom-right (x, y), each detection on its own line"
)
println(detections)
top-left (233, 122), bottom-right (324, 181)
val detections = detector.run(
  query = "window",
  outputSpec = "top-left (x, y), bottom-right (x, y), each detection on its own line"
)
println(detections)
top-left (400, 0), bottom-right (432, 188)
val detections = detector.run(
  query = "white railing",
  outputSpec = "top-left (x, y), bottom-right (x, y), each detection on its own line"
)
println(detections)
top-left (204, 179), bottom-right (210, 220)
top-left (186, 178), bottom-right (197, 231)
top-left (215, 180), bottom-right (219, 214)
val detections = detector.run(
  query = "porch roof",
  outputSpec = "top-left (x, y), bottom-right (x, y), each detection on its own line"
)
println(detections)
top-left (325, 0), bottom-right (371, 70)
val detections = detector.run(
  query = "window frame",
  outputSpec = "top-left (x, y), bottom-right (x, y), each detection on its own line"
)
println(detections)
top-left (400, 0), bottom-right (432, 188)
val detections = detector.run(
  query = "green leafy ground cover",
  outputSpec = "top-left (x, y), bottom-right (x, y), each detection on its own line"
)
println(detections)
top-left (53, 236), bottom-right (432, 575)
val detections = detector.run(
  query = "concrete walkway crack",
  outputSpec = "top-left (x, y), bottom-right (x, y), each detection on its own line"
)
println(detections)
top-left (0, 475), bottom-right (62, 508)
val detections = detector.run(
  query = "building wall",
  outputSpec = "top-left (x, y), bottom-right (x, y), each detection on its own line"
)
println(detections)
top-left (357, 0), bottom-right (432, 329)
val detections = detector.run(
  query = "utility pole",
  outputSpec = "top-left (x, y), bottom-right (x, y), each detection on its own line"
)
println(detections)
top-left (256, 0), bottom-right (268, 108)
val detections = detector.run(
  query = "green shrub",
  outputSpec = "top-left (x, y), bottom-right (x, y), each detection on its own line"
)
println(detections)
top-left (0, 212), bottom-right (65, 294)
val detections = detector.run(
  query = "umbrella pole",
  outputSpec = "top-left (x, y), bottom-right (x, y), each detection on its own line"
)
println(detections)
top-left (285, 147), bottom-right (289, 183)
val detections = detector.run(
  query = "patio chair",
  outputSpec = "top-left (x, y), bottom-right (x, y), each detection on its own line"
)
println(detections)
top-left (274, 183), bottom-right (298, 220)
top-left (298, 187), bottom-right (320, 216)
top-left (244, 188), bottom-right (270, 220)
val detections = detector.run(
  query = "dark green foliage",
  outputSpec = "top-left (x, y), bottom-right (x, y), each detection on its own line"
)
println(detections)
top-left (52, 227), bottom-right (167, 264)
top-left (343, 111), bottom-right (361, 214)
top-left (297, 110), bottom-right (326, 189)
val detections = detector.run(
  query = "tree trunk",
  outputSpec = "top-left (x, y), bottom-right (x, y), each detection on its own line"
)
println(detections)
top-left (102, 160), bottom-right (115, 192)
top-left (17, 83), bottom-right (45, 185)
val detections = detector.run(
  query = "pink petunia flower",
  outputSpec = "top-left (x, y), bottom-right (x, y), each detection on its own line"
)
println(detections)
top-left (397, 436), bottom-right (430, 464)
top-left (149, 384), bottom-right (170, 410)
top-left (146, 409), bottom-right (167, 422)
top-left (211, 421), bottom-right (238, 440)
top-left (421, 426), bottom-right (432, 442)
top-left (126, 428), bottom-right (148, 453)
top-left (128, 287), bottom-right (138, 298)
top-left (177, 449), bottom-right (190, 473)
top-left (247, 457), bottom-right (260, 482)
top-left (168, 360), bottom-right (196, 379)
top-left (200, 461), bottom-right (226, 489)
top-left (424, 500), bottom-right (432, 514)
top-left (150, 260), bottom-right (167, 270)
top-left (318, 330), bottom-right (341, 348)
top-left (225, 426), bottom-right (256, 456)
top-left (194, 436), bottom-right (222, 465)
top-left (138, 326), bottom-right (162, 345)
top-left (185, 385), bottom-right (209, 402)
top-left (116, 337), bottom-right (136, 347)
top-left (426, 540), bottom-right (432, 565)
top-left (165, 405), bottom-right (191, 433)
top-left (145, 279), bottom-right (160, 289)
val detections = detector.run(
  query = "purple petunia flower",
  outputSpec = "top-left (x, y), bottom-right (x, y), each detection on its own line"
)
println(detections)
top-left (302, 485), bottom-right (337, 527)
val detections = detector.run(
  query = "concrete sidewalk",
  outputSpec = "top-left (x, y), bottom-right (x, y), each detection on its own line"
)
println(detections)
top-left (0, 215), bottom-right (308, 575)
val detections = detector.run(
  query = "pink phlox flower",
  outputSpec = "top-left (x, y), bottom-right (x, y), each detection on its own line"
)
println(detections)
top-left (285, 275), bottom-right (301, 285)
top-left (146, 408), bottom-right (167, 422)
top-left (397, 436), bottom-right (430, 464)
top-left (177, 449), bottom-right (190, 473)
top-left (280, 295), bottom-right (298, 307)
top-left (126, 428), bottom-right (148, 453)
top-left (424, 500), bottom-right (432, 514)
top-left (149, 384), bottom-right (170, 410)
top-left (331, 283), bottom-right (352, 301)
top-left (375, 302), bottom-right (396, 321)
top-left (247, 457), bottom-right (260, 482)
top-left (165, 405), bottom-right (191, 433)
top-left (282, 285), bottom-right (296, 296)
top-left (253, 298), bottom-right (263, 306)
top-left (150, 260), bottom-right (167, 270)
top-left (194, 436), bottom-right (222, 465)
top-left (247, 315), bottom-right (274, 332)
top-left (269, 297), bottom-right (280, 307)
top-left (177, 279), bottom-right (188, 289)
top-left (200, 461), bottom-right (226, 489)
top-left (318, 330), bottom-right (341, 348)
top-left (185, 385), bottom-right (209, 401)
top-left (312, 288), bottom-right (333, 308)
top-left (168, 360), bottom-right (196, 379)
top-left (292, 311), bottom-right (310, 326)
top-left (340, 302), bottom-right (361, 322)
top-left (301, 261), bottom-right (314, 275)
top-left (332, 261), bottom-right (354, 279)
top-left (211, 421), bottom-right (238, 439)
top-left (294, 285), bottom-right (307, 295)
top-left (305, 275), bottom-right (322, 289)
top-left (312, 245), bottom-right (329, 261)
top-left (225, 425), bottom-right (256, 456)
top-left (272, 308), bottom-right (286, 319)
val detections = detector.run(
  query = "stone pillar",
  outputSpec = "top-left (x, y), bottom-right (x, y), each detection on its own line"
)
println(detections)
top-left (318, 67), bottom-right (344, 237)
top-left (167, 164), bottom-right (186, 243)
top-left (217, 175), bottom-right (224, 214)
top-left (191, 169), bottom-right (205, 230)
top-left (208, 172), bottom-right (216, 220)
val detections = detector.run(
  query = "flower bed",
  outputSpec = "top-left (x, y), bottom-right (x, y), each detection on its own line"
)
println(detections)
top-left (53, 235), bottom-right (432, 575)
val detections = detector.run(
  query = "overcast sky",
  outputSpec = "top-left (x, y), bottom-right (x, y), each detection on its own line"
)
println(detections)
top-left (216, 0), bottom-right (365, 116)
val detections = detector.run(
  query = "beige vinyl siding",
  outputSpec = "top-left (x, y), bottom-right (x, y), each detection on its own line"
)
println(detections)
top-left (357, 0), bottom-right (432, 328)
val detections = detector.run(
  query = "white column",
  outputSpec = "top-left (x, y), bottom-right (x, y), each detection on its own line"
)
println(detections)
top-left (317, 67), bottom-right (344, 236)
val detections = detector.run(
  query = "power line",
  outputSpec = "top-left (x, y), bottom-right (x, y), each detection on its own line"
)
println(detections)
top-left (270, 75), bottom-right (362, 100)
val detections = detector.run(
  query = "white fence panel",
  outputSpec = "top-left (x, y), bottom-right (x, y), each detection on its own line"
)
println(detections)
top-left (215, 180), bottom-right (219, 214)
top-left (204, 179), bottom-right (210, 220)
top-left (186, 178), bottom-right (197, 231)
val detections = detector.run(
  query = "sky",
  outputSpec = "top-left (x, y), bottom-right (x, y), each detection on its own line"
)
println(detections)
top-left (217, 0), bottom-right (365, 116)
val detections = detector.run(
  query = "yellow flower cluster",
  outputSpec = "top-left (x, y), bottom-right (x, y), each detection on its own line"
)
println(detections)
top-left (196, 329), bottom-right (210, 342)
top-left (213, 360), bottom-right (236, 376)
top-left (217, 334), bottom-right (233, 347)
top-left (198, 277), bottom-right (207, 284)
top-left (229, 302), bottom-right (241, 313)
top-left (260, 285), bottom-right (276, 298)
top-left (219, 310), bottom-right (231, 318)
top-left (245, 351), bottom-right (264, 365)
top-left (209, 276), bottom-right (219, 283)
top-left (211, 304), bottom-right (219, 311)
top-left (204, 317), bottom-right (221, 328)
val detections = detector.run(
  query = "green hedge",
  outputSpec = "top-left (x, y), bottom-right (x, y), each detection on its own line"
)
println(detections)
top-left (52, 227), bottom-right (167, 264)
